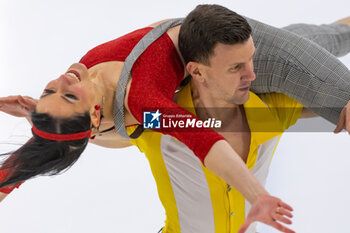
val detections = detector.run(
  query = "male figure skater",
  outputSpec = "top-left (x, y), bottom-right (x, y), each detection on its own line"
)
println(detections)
top-left (1, 4), bottom-right (350, 233)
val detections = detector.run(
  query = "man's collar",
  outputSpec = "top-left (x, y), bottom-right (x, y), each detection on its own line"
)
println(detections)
top-left (176, 84), bottom-right (284, 145)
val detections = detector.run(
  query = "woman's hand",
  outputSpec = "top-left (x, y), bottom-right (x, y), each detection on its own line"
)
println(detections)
top-left (238, 194), bottom-right (295, 233)
top-left (0, 95), bottom-right (38, 125)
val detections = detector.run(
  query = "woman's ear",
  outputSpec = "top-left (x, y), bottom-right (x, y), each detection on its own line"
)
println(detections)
top-left (90, 105), bottom-right (101, 128)
top-left (186, 62), bottom-right (206, 83)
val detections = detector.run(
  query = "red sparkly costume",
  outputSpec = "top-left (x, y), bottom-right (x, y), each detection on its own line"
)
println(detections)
top-left (80, 27), bottom-right (224, 162)
top-left (0, 27), bottom-right (224, 194)
top-left (0, 169), bottom-right (22, 194)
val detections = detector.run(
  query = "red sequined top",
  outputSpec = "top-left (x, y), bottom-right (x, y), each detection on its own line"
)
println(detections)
top-left (80, 27), bottom-right (225, 163)
top-left (0, 27), bottom-right (225, 195)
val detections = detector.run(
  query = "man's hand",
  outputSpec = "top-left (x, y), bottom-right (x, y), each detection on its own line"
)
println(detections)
top-left (238, 194), bottom-right (295, 233)
top-left (0, 95), bottom-right (38, 124)
top-left (334, 100), bottom-right (350, 134)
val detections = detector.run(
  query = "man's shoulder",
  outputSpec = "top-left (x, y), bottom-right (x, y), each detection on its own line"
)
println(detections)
top-left (257, 93), bottom-right (303, 130)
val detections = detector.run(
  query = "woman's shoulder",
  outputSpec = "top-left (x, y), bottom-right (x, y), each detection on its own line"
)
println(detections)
top-left (80, 27), bottom-right (154, 68)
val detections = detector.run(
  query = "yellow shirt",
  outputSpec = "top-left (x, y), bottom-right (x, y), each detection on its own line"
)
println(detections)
top-left (127, 84), bottom-right (302, 233)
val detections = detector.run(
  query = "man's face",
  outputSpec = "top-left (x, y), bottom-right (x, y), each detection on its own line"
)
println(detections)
top-left (200, 36), bottom-right (256, 105)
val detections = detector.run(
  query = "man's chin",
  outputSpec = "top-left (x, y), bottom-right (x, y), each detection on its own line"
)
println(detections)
top-left (229, 92), bottom-right (250, 105)
top-left (238, 92), bottom-right (250, 104)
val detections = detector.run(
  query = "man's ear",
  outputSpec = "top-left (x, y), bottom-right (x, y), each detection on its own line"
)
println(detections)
top-left (186, 62), bottom-right (206, 83)
top-left (90, 106), bottom-right (101, 128)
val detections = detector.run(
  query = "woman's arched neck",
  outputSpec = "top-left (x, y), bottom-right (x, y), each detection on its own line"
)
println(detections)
top-left (88, 62), bottom-right (122, 130)
top-left (85, 21), bottom-right (189, 131)
top-left (87, 61), bottom-right (139, 130)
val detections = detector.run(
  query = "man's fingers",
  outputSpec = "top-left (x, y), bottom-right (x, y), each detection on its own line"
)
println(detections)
top-left (238, 220), bottom-right (251, 233)
top-left (279, 201), bottom-right (293, 212)
top-left (271, 221), bottom-right (295, 233)
top-left (334, 108), bottom-right (345, 133)
top-left (277, 207), bottom-right (293, 218)
top-left (345, 107), bottom-right (350, 133)
top-left (334, 119), bottom-right (345, 133)
top-left (274, 213), bottom-right (293, 225)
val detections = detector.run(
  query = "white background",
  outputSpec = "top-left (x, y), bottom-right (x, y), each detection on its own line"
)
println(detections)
top-left (0, 0), bottom-right (350, 232)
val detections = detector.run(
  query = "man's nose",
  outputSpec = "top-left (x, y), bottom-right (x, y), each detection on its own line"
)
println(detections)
top-left (241, 63), bottom-right (256, 81)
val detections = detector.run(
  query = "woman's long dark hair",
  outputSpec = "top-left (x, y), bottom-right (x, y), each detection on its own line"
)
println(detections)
top-left (0, 110), bottom-right (91, 189)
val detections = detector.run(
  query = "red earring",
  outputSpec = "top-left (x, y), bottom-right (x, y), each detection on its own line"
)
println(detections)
top-left (95, 105), bottom-right (100, 110)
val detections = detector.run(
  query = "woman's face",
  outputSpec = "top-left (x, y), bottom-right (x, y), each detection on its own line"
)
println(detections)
top-left (36, 63), bottom-right (97, 118)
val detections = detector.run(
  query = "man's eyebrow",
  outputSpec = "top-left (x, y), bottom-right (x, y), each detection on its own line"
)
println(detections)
top-left (228, 51), bottom-right (256, 67)
top-left (228, 62), bottom-right (244, 67)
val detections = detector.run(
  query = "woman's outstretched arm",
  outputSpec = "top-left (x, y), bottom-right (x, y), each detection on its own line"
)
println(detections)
top-left (0, 192), bottom-right (7, 202)
top-left (0, 95), bottom-right (37, 125)
top-left (0, 95), bottom-right (36, 198)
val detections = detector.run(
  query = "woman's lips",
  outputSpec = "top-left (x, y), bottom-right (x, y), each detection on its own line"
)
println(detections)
top-left (62, 74), bottom-right (79, 85)
top-left (66, 70), bottom-right (81, 81)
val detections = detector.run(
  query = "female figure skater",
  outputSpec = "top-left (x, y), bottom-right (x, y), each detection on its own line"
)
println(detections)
top-left (1, 4), bottom-right (350, 233)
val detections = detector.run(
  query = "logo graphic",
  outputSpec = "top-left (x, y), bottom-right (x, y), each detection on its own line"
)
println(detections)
top-left (143, 110), bottom-right (162, 129)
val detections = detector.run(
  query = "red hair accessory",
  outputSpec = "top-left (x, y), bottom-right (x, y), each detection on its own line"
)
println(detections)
top-left (32, 126), bottom-right (92, 141)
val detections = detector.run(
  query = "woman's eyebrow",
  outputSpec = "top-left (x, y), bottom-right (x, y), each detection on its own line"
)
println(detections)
top-left (40, 93), bottom-right (74, 104)
top-left (60, 96), bottom-right (74, 104)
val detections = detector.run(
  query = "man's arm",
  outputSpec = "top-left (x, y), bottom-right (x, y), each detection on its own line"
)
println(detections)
top-left (300, 100), bottom-right (350, 133)
top-left (299, 105), bottom-right (350, 133)
top-left (205, 140), bottom-right (295, 233)
top-left (334, 100), bottom-right (350, 133)
top-left (299, 107), bottom-right (319, 118)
